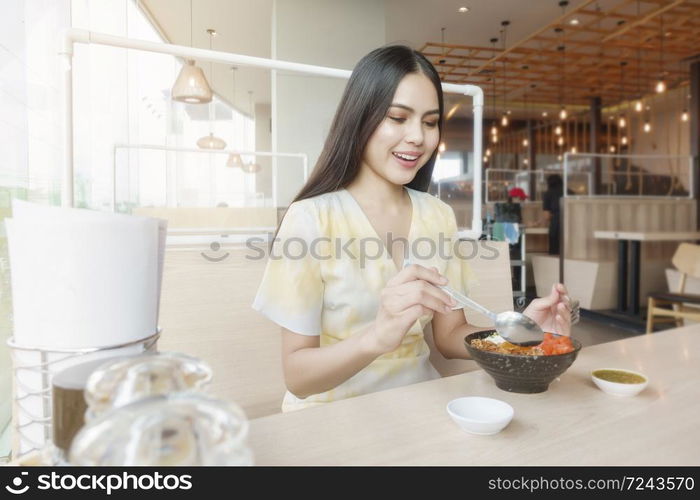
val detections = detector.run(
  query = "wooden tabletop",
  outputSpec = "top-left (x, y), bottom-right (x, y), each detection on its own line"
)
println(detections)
top-left (247, 325), bottom-right (700, 465)
top-left (593, 230), bottom-right (700, 242)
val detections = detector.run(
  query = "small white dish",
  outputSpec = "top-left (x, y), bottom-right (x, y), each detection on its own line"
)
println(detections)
top-left (591, 368), bottom-right (648, 397)
top-left (446, 397), bottom-right (514, 435)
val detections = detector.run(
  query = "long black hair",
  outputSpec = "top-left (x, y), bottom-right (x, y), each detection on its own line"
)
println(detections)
top-left (292, 45), bottom-right (444, 204)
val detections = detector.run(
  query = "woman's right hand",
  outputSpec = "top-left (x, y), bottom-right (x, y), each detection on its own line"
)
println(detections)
top-left (366, 264), bottom-right (456, 355)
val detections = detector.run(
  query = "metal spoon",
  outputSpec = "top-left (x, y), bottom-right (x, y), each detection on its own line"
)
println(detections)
top-left (440, 286), bottom-right (545, 345)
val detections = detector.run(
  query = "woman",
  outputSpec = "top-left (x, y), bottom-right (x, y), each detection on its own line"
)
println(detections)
top-left (253, 45), bottom-right (571, 412)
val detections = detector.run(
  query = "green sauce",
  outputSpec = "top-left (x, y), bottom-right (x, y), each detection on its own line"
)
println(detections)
top-left (593, 369), bottom-right (646, 384)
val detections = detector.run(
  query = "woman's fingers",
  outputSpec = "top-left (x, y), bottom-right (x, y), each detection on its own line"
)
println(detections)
top-left (397, 280), bottom-right (455, 307)
top-left (556, 303), bottom-right (571, 335)
top-left (384, 282), bottom-right (455, 315)
top-left (388, 263), bottom-right (447, 288)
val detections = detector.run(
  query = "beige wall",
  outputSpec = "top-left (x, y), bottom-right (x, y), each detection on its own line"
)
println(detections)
top-left (274, 0), bottom-right (386, 206)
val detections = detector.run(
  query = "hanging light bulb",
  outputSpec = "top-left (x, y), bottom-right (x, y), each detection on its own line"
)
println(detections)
top-left (618, 116), bottom-right (627, 128)
top-left (609, 145), bottom-right (616, 153)
top-left (542, 111), bottom-right (548, 118)
top-left (655, 14), bottom-right (666, 95)
top-left (523, 158), bottom-right (529, 166)
top-left (643, 121), bottom-right (652, 133)
top-left (196, 29), bottom-right (227, 149)
top-left (491, 125), bottom-right (498, 136)
top-left (197, 133), bottom-right (226, 150)
top-left (226, 153), bottom-right (244, 168)
top-left (492, 135), bottom-right (498, 144)
top-left (501, 114), bottom-right (509, 127)
top-left (557, 155), bottom-right (563, 161)
top-left (483, 156), bottom-right (489, 163)
top-left (522, 138), bottom-right (529, 147)
top-left (225, 67), bottom-right (244, 167)
top-left (242, 162), bottom-right (261, 174)
top-left (634, 100), bottom-right (643, 112)
top-left (171, 1), bottom-right (212, 103)
top-left (555, 125), bottom-right (562, 136)
top-left (557, 136), bottom-right (564, 146)
top-left (485, 148), bottom-right (491, 156)
top-left (621, 136), bottom-right (628, 145)
top-left (439, 142), bottom-right (446, 152)
top-left (571, 146), bottom-right (577, 154)
top-left (172, 61), bottom-right (213, 103)
top-left (559, 106), bottom-right (568, 120)
top-left (681, 110), bottom-right (689, 122)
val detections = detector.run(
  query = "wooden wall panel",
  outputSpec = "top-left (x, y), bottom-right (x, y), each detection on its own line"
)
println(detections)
top-left (563, 198), bottom-right (697, 262)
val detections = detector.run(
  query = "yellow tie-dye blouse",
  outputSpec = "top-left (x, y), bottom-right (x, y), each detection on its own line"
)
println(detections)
top-left (252, 186), bottom-right (475, 412)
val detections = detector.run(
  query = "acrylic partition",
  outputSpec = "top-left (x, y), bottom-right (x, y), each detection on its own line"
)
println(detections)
top-left (60, 28), bottom-right (485, 238)
top-left (562, 153), bottom-right (694, 198)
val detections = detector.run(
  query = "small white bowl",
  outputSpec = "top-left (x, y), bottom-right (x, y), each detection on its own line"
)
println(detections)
top-left (446, 397), bottom-right (514, 435)
top-left (591, 368), bottom-right (648, 397)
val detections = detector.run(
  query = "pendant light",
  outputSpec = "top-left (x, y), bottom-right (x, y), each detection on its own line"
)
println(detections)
top-left (242, 90), bottom-right (261, 174)
top-left (655, 14), bottom-right (666, 94)
top-left (242, 162), bottom-right (261, 174)
top-left (438, 27), bottom-right (447, 67)
top-left (225, 67), bottom-right (244, 167)
top-left (557, 1), bottom-right (568, 121)
top-left (633, 1), bottom-right (643, 112)
top-left (500, 21), bottom-right (510, 128)
top-left (643, 104), bottom-right (652, 134)
top-left (489, 37), bottom-right (499, 142)
top-left (197, 29), bottom-right (227, 150)
top-left (618, 61), bottom-right (627, 129)
top-left (171, 0), bottom-right (212, 104)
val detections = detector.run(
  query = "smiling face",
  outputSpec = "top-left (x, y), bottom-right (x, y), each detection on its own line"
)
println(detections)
top-left (360, 72), bottom-right (440, 186)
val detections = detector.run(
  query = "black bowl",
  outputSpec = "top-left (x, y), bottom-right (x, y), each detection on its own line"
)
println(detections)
top-left (464, 330), bottom-right (582, 394)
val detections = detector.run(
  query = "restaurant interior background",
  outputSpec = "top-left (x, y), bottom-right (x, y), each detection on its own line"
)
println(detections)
top-left (1, 0), bottom-right (699, 462)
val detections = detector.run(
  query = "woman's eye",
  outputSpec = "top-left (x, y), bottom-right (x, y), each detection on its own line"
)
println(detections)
top-left (424, 121), bottom-right (438, 128)
top-left (388, 116), bottom-right (406, 123)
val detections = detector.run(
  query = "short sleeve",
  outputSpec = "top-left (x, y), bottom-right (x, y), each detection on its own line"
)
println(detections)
top-left (252, 201), bottom-right (324, 336)
top-left (442, 206), bottom-right (479, 297)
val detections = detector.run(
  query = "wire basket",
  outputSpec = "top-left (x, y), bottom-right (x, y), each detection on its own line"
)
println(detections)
top-left (7, 330), bottom-right (160, 460)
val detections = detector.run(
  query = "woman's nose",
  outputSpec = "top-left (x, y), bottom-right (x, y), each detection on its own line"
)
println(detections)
top-left (405, 119), bottom-right (424, 145)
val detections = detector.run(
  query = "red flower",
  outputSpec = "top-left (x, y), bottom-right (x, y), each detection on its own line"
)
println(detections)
top-left (508, 187), bottom-right (528, 201)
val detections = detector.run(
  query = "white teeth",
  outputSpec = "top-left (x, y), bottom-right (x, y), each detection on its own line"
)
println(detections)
top-left (393, 152), bottom-right (419, 161)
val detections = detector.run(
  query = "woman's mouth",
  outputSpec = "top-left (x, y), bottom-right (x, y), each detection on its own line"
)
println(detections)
top-left (392, 151), bottom-right (422, 169)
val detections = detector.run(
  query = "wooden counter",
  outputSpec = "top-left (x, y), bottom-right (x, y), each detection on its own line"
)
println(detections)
top-left (247, 325), bottom-right (700, 465)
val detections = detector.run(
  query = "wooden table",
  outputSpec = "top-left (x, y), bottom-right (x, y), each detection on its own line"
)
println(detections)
top-left (594, 231), bottom-right (700, 315)
top-left (248, 325), bottom-right (700, 465)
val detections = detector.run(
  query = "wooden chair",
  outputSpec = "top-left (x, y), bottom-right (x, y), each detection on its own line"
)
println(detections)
top-left (646, 243), bottom-right (700, 333)
top-left (158, 248), bottom-right (286, 419)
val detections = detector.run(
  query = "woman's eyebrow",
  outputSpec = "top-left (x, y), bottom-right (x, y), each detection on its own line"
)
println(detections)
top-left (389, 104), bottom-right (440, 117)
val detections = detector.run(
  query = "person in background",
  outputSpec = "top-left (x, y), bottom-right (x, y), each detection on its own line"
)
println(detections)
top-left (541, 174), bottom-right (565, 255)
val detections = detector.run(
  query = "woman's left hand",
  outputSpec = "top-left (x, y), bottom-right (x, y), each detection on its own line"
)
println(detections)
top-left (522, 283), bottom-right (572, 336)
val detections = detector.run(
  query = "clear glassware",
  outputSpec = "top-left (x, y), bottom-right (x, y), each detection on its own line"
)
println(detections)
top-left (69, 393), bottom-right (254, 465)
top-left (84, 352), bottom-right (212, 421)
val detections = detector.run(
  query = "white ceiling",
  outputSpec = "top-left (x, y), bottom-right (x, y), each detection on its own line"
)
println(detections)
top-left (140, 0), bottom-right (590, 115)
